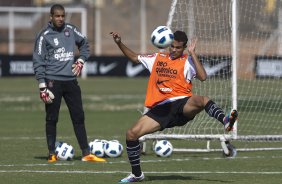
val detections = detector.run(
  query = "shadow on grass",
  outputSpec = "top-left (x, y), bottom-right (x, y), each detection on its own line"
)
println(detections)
top-left (34, 156), bottom-right (82, 161)
top-left (146, 175), bottom-right (232, 183)
top-left (34, 156), bottom-right (48, 161)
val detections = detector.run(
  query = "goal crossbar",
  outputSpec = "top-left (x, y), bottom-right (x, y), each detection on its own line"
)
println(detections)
top-left (140, 134), bottom-right (282, 141)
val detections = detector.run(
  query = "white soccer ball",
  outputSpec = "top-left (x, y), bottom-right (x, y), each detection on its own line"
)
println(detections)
top-left (151, 26), bottom-right (174, 49)
top-left (104, 140), bottom-right (123, 158)
top-left (154, 140), bottom-right (173, 157)
top-left (89, 139), bottom-right (107, 158)
top-left (55, 141), bottom-right (75, 161)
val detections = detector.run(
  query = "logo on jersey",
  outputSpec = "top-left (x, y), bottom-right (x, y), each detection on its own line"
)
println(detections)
top-left (38, 36), bottom-right (44, 55)
top-left (54, 38), bottom-right (59, 46)
top-left (64, 29), bottom-right (70, 37)
top-left (159, 87), bottom-right (172, 92)
top-left (159, 53), bottom-right (167, 57)
top-left (48, 80), bottom-right (54, 88)
top-left (156, 79), bottom-right (170, 84)
top-left (54, 47), bottom-right (74, 61)
top-left (155, 61), bottom-right (178, 78)
top-left (74, 28), bottom-right (84, 38)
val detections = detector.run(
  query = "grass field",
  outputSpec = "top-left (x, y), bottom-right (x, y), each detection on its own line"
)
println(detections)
top-left (0, 77), bottom-right (282, 184)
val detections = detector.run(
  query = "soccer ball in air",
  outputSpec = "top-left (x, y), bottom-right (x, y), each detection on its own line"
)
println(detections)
top-left (151, 26), bottom-right (174, 49)
top-left (154, 140), bottom-right (173, 157)
top-left (55, 141), bottom-right (75, 161)
top-left (89, 139), bottom-right (107, 158)
top-left (104, 140), bottom-right (123, 158)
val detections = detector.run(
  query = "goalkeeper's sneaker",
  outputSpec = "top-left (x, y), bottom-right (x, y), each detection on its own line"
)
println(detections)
top-left (224, 110), bottom-right (238, 131)
top-left (119, 172), bottom-right (145, 183)
top-left (48, 154), bottom-right (57, 163)
top-left (81, 154), bottom-right (106, 162)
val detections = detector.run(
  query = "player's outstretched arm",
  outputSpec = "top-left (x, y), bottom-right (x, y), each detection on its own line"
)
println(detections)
top-left (110, 32), bottom-right (139, 64)
top-left (188, 37), bottom-right (207, 81)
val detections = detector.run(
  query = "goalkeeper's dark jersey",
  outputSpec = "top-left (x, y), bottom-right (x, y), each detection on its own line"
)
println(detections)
top-left (33, 22), bottom-right (89, 84)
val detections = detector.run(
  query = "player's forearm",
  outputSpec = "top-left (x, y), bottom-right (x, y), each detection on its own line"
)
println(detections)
top-left (78, 39), bottom-right (90, 61)
top-left (117, 42), bottom-right (139, 64)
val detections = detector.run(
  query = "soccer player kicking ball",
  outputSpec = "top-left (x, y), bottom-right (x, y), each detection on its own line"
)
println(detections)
top-left (111, 31), bottom-right (238, 183)
top-left (33, 4), bottom-right (106, 163)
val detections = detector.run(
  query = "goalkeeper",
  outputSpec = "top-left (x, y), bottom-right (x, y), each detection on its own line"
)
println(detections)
top-left (111, 30), bottom-right (238, 183)
top-left (33, 4), bottom-right (105, 163)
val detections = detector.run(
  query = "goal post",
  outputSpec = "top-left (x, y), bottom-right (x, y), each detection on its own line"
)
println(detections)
top-left (140, 0), bottom-right (282, 153)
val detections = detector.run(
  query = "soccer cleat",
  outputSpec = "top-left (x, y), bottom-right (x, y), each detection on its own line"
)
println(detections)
top-left (48, 154), bottom-right (58, 163)
top-left (81, 154), bottom-right (106, 162)
top-left (119, 172), bottom-right (145, 183)
top-left (223, 141), bottom-right (237, 158)
top-left (224, 109), bottom-right (238, 131)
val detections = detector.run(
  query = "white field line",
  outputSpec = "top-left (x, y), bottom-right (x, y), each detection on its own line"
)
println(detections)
top-left (0, 136), bottom-right (47, 140)
top-left (1, 157), bottom-right (282, 174)
top-left (0, 94), bottom-right (144, 102)
top-left (0, 170), bottom-right (282, 175)
top-left (1, 155), bottom-right (282, 167)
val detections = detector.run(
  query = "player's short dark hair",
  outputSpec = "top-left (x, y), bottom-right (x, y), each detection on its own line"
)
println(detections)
top-left (50, 4), bottom-right (65, 15)
top-left (174, 31), bottom-right (188, 46)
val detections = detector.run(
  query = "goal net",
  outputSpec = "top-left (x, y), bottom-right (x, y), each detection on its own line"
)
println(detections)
top-left (140, 0), bottom-right (282, 152)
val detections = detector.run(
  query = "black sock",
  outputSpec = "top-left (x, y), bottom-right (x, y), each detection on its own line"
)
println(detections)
top-left (205, 100), bottom-right (225, 124)
top-left (126, 140), bottom-right (142, 177)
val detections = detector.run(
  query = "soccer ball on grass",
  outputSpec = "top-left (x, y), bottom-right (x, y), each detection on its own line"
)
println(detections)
top-left (151, 26), bottom-right (174, 49)
top-left (55, 141), bottom-right (75, 161)
top-left (104, 140), bottom-right (123, 158)
top-left (154, 140), bottom-right (173, 157)
top-left (89, 139), bottom-right (107, 158)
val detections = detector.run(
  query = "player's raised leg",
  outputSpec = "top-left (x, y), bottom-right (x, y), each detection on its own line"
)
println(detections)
top-left (224, 109), bottom-right (238, 131)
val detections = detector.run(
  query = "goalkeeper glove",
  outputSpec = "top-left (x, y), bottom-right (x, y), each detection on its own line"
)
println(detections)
top-left (39, 83), bottom-right (54, 104)
top-left (72, 58), bottom-right (84, 76)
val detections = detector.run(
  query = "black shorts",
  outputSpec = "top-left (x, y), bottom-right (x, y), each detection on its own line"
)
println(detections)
top-left (145, 97), bottom-right (194, 131)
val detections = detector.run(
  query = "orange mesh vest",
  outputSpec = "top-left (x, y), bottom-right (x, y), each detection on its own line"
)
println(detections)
top-left (145, 52), bottom-right (193, 108)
